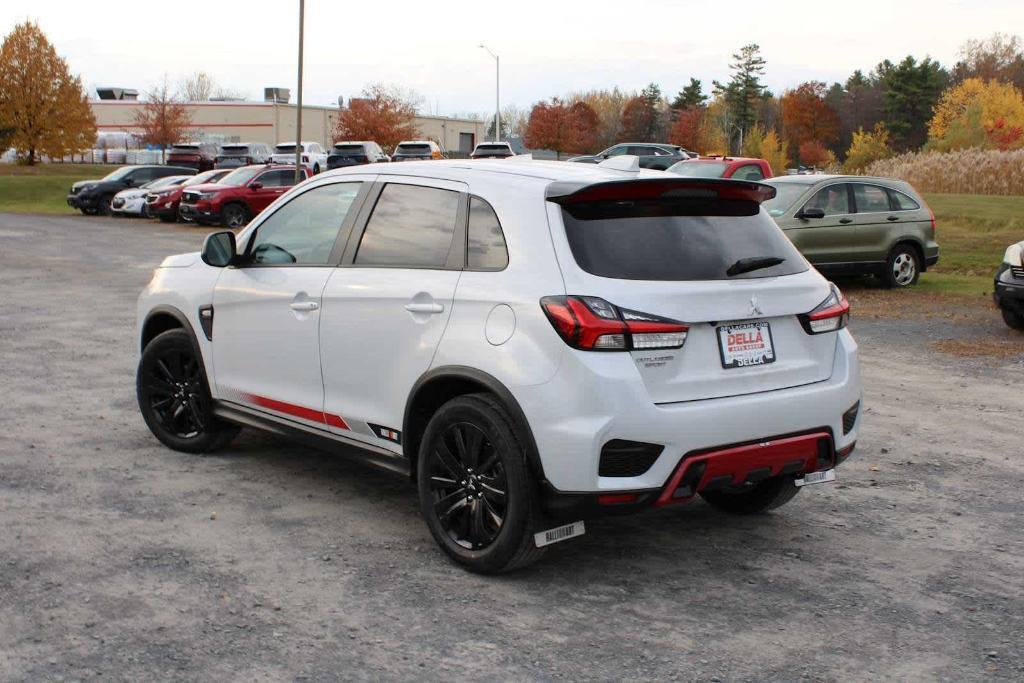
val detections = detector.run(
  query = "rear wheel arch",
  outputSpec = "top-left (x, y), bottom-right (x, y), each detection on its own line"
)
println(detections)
top-left (403, 366), bottom-right (544, 482)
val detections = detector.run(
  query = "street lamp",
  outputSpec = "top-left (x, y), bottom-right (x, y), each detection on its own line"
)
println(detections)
top-left (294, 0), bottom-right (305, 183)
top-left (478, 44), bottom-right (499, 142)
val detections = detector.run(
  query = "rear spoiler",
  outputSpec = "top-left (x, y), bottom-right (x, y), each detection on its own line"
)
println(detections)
top-left (545, 178), bottom-right (776, 205)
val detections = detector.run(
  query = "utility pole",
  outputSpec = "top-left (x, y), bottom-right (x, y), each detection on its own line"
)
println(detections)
top-left (294, 0), bottom-right (305, 183)
top-left (479, 45), bottom-right (500, 141)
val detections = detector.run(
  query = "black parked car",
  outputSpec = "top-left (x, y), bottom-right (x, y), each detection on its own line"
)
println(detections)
top-left (67, 165), bottom-right (197, 216)
top-left (327, 141), bottom-right (389, 169)
top-left (567, 143), bottom-right (694, 170)
top-left (994, 240), bottom-right (1024, 330)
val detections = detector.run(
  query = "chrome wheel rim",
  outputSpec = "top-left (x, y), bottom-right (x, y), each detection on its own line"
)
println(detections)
top-left (892, 252), bottom-right (916, 286)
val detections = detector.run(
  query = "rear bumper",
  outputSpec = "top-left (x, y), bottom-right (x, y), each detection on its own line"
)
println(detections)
top-left (515, 330), bottom-right (861, 494)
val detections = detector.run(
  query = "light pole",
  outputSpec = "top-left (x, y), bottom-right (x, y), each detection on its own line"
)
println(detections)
top-left (478, 44), bottom-right (499, 142)
top-left (294, 0), bottom-right (305, 183)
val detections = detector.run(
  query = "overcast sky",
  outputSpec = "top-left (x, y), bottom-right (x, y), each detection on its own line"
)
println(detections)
top-left (2, 0), bottom-right (1019, 116)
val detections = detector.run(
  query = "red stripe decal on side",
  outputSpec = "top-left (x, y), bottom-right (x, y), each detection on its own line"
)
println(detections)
top-left (324, 413), bottom-right (350, 430)
top-left (241, 393), bottom-right (327, 425)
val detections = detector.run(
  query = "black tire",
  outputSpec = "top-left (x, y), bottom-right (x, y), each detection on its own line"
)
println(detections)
top-left (220, 202), bottom-right (249, 229)
top-left (882, 244), bottom-right (921, 288)
top-left (313, 163), bottom-right (320, 175)
top-left (136, 329), bottom-right (239, 454)
top-left (158, 214), bottom-right (176, 223)
top-left (699, 475), bottom-right (800, 515)
top-left (81, 207), bottom-right (98, 216)
top-left (1002, 307), bottom-right (1024, 331)
top-left (417, 393), bottom-right (546, 573)
top-left (98, 194), bottom-right (115, 216)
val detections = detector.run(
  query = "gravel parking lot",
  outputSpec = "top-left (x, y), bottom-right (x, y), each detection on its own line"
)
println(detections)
top-left (1, 213), bottom-right (1022, 681)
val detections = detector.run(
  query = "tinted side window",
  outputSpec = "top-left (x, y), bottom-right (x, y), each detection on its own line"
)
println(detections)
top-left (248, 183), bottom-right (361, 265)
top-left (605, 146), bottom-right (627, 157)
top-left (853, 184), bottom-right (891, 213)
top-left (805, 184), bottom-right (850, 216)
top-left (733, 164), bottom-right (764, 181)
top-left (889, 189), bottom-right (920, 211)
top-left (355, 184), bottom-right (459, 268)
top-left (130, 168), bottom-right (154, 183)
top-left (467, 197), bottom-right (508, 270)
top-left (257, 170), bottom-right (294, 187)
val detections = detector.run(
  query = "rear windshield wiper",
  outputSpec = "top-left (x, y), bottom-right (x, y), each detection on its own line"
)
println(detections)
top-left (727, 256), bottom-right (786, 277)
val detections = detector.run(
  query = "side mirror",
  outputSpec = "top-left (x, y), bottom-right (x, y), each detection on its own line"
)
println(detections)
top-left (201, 230), bottom-right (237, 267)
top-left (799, 207), bottom-right (826, 220)
top-left (249, 181), bottom-right (263, 190)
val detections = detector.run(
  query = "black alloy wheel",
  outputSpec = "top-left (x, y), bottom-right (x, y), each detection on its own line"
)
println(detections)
top-left (427, 421), bottom-right (508, 550)
top-left (417, 394), bottom-right (546, 573)
top-left (137, 329), bottom-right (238, 453)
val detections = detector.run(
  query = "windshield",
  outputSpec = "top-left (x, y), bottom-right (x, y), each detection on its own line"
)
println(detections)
top-left (144, 176), bottom-right (184, 190)
top-left (667, 161), bottom-right (729, 178)
top-left (761, 182), bottom-right (812, 217)
top-left (101, 167), bottom-right (135, 181)
top-left (395, 144), bottom-right (430, 154)
top-left (218, 166), bottom-right (263, 186)
top-left (275, 144), bottom-right (301, 154)
top-left (560, 199), bottom-right (806, 281)
top-left (333, 145), bottom-right (364, 153)
top-left (186, 170), bottom-right (224, 186)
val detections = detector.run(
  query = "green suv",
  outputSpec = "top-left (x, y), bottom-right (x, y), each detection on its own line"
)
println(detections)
top-left (762, 175), bottom-right (939, 287)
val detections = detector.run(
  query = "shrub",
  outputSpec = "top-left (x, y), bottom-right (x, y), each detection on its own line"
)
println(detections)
top-left (862, 148), bottom-right (1024, 195)
top-left (844, 123), bottom-right (893, 174)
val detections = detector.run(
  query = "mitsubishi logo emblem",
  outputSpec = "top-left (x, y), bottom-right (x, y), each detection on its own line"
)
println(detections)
top-left (749, 295), bottom-right (763, 317)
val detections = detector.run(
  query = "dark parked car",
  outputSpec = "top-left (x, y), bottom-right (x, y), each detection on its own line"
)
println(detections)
top-left (67, 165), bottom-right (197, 215)
top-left (167, 142), bottom-right (219, 171)
top-left (327, 141), bottom-right (389, 169)
top-left (994, 240), bottom-right (1024, 330)
top-left (567, 143), bottom-right (692, 170)
top-left (215, 142), bottom-right (273, 169)
top-left (178, 164), bottom-right (308, 228)
top-left (470, 142), bottom-right (515, 159)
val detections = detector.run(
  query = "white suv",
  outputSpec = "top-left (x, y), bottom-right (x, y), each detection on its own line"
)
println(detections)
top-left (136, 159), bottom-right (862, 573)
top-left (270, 141), bottom-right (328, 174)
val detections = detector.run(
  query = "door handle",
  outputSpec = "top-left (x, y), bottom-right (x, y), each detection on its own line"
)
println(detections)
top-left (887, 215), bottom-right (900, 222)
top-left (839, 218), bottom-right (853, 224)
top-left (404, 302), bottom-right (444, 314)
top-left (290, 301), bottom-right (319, 312)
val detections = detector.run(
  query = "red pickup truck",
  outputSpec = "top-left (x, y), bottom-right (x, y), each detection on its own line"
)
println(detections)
top-left (177, 164), bottom-right (308, 228)
top-left (667, 156), bottom-right (774, 181)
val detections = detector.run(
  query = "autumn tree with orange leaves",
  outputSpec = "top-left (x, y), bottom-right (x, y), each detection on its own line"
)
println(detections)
top-left (134, 77), bottom-right (193, 162)
top-left (334, 84), bottom-right (420, 154)
top-left (524, 98), bottom-right (598, 158)
top-left (0, 21), bottom-right (96, 164)
top-left (781, 81), bottom-right (839, 152)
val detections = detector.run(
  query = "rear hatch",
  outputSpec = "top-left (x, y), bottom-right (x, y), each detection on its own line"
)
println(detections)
top-left (547, 178), bottom-right (837, 404)
top-left (168, 145), bottom-right (202, 166)
top-left (217, 145), bottom-right (253, 167)
top-left (393, 143), bottom-right (432, 160)
top-left (328, 144), bottom-right (368, 167)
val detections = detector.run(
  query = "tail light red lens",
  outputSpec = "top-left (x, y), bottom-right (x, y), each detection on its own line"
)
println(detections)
top-left (540, 296), bottom-right (688, 351)
top-left (798, 284), bottom-right (850, 334)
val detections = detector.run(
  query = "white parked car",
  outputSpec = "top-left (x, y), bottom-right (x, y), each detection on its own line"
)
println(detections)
top-left (270, 141), bottom-right (328, 174)
top-left (111, 175), bottom-right (191, 217)
top-left (136, 158), bottom-right (862, 573)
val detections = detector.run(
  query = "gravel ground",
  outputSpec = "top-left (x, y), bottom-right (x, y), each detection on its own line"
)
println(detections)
top-left (1, 213), bottom-right (1022, 682)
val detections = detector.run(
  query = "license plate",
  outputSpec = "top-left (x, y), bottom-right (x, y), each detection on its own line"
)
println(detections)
top-left (795, 469), bottom-right (836, 487)
top-left (534, 521), bottom-right (585, 547)
top-left (717, 321), bottom-right (775, 369)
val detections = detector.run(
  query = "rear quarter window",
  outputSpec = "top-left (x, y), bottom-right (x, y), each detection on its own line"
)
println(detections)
top-left (560, 199), bottom-right (807, 281)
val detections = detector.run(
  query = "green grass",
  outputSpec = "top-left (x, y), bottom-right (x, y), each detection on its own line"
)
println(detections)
top-left (0, 164), bottom-right (123, 214)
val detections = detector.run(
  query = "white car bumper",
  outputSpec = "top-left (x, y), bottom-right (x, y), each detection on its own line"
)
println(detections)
top-left (515, 330), bottom-right (861, 493)
top-left (111, 196), bottom-right (148, 215)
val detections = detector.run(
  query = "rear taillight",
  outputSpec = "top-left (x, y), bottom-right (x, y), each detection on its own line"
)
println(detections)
top-left (929, 207), bottom-right (936, 235)
top-left (540, 296), bottom-right (688, 351)
top-left (798, 284), bottom-right (849, 335)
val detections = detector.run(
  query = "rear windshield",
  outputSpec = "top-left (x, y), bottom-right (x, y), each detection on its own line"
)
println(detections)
top-left (333, 144), bottom-right (365, 154)
top-left (170, 145), bottom-right (199, 153)
top-left (476, 145), bottom-right (510, 152)
top-left (560, 199), bottom-right (807, 281)
top-left (274, 144), bottom-right (299, 154)
top-left (219, 145), bottom-right (250, 154)
top-left (668, 161), bottom-right (728, 178)
top-left (395, 144), bottom-right (430, 153)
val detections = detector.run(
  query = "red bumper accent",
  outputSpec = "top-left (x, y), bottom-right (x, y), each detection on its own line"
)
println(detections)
top-left (655, 431), bottom-right (832, 507)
